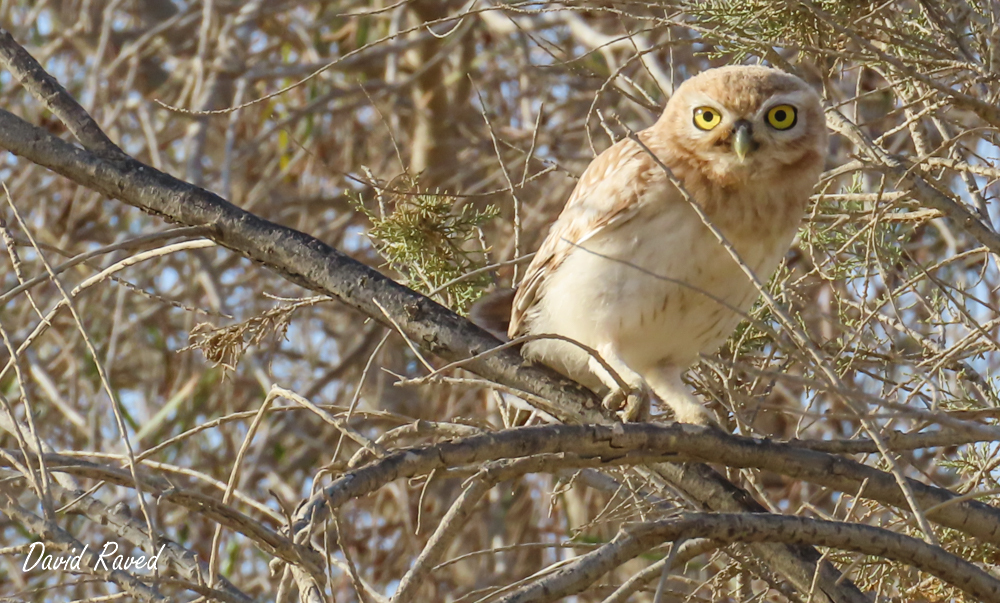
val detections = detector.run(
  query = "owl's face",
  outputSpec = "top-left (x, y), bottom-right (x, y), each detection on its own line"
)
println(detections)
top-left (657, 66), bottom-right (828, 185)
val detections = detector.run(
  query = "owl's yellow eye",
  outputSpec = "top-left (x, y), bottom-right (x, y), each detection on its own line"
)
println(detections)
top-left (692, 107), bottom-right (722, 130)
top-left (766, 105), bottom-right (797, 130)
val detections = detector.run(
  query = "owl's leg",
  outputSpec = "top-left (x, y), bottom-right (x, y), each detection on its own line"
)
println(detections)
top-left (644, 364), bottom-right (716, 426)
top-left (587, 346), bottom-right (650, 421)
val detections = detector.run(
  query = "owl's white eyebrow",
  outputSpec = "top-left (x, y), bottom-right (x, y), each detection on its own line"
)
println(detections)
top-left (755, 90), bottom-right (814, 117)
top-left (686, 93), bottom-right (727, 113)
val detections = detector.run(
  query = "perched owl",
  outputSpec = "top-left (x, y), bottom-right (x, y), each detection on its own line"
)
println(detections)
top-left (508, 65), bottom-right (828, 424)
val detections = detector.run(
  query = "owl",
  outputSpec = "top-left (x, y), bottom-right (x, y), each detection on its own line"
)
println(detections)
top-left (508, 65), bottom-right (828, 424)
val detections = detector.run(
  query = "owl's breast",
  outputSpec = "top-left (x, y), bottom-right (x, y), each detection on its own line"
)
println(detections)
top-left (531, 184), bottom-right (802, 371)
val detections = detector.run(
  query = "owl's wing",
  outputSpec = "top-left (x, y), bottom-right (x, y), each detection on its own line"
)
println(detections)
top-left (509, 136), bottom-right (655, 337)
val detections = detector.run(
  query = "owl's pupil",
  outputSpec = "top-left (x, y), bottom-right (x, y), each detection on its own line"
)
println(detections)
top-left (774, 110), bottom-right (786, 121)
top-left (704, 111), bottom-right (714, 120)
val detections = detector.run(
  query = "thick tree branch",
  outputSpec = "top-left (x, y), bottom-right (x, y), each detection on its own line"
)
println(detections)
top-left (496, 513), bottom-right (1000, 603)
top-left (291, 423), bottom-right (1000, 547)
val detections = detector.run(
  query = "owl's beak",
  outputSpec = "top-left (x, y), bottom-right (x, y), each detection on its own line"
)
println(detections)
top-left (732, 120), bottom-right (753, 162)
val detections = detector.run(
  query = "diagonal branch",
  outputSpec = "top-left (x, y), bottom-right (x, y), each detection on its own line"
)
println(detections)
top-left (0, 29), bottom-right (121, 156)
top-left (0, 49), bottom-right (602, 427)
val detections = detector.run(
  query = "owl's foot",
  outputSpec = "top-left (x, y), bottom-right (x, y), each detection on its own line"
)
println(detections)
top-left (620, 389), bottom-right (651, 422)
top-left (600, 387), bottom-right (626, 412)
top-left (662, 395), bottom-right (721, 427)
top-left (669, 403), bottom-right (717, 426)
top-left (602, 386), bottom-right (650, 422)
top-left (645, 365), bottom-right (721, 427)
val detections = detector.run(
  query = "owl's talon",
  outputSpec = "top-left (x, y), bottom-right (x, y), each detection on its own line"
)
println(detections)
top-left (602, 386), bottom-right (650, 422)
top-left (601, 388), bottom-right (627, 412)
top-left (619, 389), bottom-right (651, 423)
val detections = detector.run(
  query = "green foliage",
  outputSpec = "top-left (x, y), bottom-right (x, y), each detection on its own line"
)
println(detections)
top-left (875, 447), bottom-right (1000, 602)
top-left (802, 175), bottom-right (910, 282)
top-left (685, 0), bottom-right (950, 74)
top-left (354, 175), bottom-right (499, 314)
top-left (724, 263), bottom-right (786, 358)
top-left (684, 0), bottom-right (871, 59)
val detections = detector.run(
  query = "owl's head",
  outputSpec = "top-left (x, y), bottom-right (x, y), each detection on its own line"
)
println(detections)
top-left (656, 65), bottom-right (828, 185)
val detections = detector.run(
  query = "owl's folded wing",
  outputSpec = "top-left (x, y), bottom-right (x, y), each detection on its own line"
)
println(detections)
top-left (509, 136), bottom-right (654, 338)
